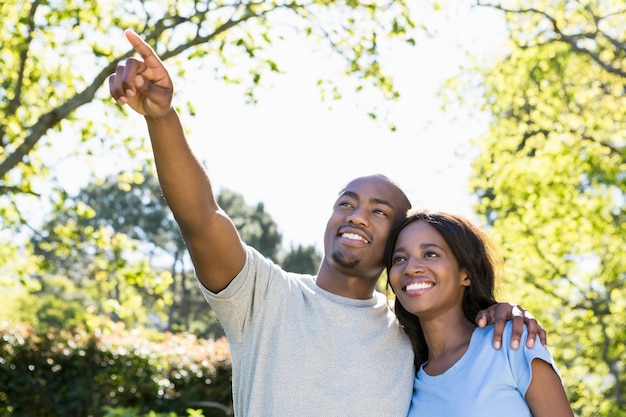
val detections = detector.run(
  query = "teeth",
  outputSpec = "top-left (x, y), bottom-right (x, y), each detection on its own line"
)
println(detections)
top-left (406, 282), bottom-right (433, 291)
top-left (341, 233), bottom-right (368, 243)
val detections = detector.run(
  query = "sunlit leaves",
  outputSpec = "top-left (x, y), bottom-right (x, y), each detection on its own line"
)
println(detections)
top-left (463, 1), bottom-right (625, 415)
top-left (1, 0), bottom-right (419, 232)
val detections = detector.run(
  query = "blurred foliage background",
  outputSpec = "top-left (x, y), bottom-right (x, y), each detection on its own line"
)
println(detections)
top-left (0, 0), bottom-right (624, 416)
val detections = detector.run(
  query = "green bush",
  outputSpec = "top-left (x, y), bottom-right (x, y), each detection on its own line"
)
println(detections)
top-left (102, 406), bottom-right (206, 416)
top-left (0, 321), bottom-right (232, 417)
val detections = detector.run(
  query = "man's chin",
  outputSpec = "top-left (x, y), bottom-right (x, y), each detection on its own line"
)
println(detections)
top-left (331, 251), bottom-right (361, 269)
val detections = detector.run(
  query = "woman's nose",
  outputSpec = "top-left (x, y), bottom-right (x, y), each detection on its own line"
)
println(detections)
top-left (405, 257), bottom-right (425, 274)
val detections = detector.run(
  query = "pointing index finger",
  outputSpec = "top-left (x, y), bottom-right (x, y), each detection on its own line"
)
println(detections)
top-left (125, 29), bottom-right (151, 56)
top-left (121, 28), bottom-right (172, 89)
top-left (124, 29), bottom-right (165, 69)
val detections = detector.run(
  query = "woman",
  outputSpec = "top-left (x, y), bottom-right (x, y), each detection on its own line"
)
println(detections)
top-left (385, 209), bottom-right (573, 417)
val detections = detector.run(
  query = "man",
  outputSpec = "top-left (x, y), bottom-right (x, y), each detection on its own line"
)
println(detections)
top-left (109, 29), bottom-right (544, 416)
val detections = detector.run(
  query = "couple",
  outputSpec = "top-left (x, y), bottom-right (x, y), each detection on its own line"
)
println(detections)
top-left (109, 29), bottom-right (569, 416)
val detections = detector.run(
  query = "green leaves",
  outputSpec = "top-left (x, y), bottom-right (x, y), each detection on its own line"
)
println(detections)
top-left (461, 1), bottom-right (625, 415)
top-left (0, 0), bottom-right (419, 234)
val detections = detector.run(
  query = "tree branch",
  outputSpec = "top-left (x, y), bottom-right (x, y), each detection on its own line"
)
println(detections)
top-left (476, 1), bottom-right (626, 79)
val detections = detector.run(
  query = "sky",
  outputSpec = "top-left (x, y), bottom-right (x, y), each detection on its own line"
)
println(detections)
top-left (173, 5), bottom-right (507, 251)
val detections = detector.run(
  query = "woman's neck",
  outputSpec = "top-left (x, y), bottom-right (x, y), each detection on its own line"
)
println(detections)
top-left (421, 315), bottom-right (477, 376)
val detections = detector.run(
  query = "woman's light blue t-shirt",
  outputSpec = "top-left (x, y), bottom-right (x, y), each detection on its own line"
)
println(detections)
top-left (408, 322), bottom-right (561, 417)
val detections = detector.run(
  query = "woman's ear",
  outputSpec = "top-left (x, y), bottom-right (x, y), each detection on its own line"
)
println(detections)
top-left (461, 268), bottom-right (471, 287)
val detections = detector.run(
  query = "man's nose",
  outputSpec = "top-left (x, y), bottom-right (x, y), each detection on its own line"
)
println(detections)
top-left (347, 207), bottom-right (369, 227)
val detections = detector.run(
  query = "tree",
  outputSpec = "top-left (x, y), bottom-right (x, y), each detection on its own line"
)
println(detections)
top-left (1, 1), bottom-right (420, 335)
top-left (217, 189), bottom-right (283, 262)
top-left (29, 194), bottom-right (173, 330)
top-left (0, 0), bottom-right (417, 232)
top-left (79, 168), bottom-right (183, 260)
top-left (1, 0), bottom-right (419, 337)
top-left (281, 243), bottom-right (322, 275)
top-left (456, 2), bottom-right (625, 416)
top-left (28, 168), bottom-right (321, 336)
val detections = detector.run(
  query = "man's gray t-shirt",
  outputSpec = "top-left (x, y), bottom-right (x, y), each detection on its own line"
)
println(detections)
top-left (199, 246), bottom-right (414, 416)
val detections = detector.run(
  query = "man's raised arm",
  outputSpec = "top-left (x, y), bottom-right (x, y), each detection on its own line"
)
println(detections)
top-left (108, 29), bottom-right (245, 293)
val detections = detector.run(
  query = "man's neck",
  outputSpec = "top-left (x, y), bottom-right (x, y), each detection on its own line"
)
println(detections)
top-left (315, 260), bottom-right (379, 300)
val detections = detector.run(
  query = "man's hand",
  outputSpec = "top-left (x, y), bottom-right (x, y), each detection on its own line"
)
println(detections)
top-left (475, 303), bottom-right (547, 350)
top-left (108, 29), bottom-right (173, 118)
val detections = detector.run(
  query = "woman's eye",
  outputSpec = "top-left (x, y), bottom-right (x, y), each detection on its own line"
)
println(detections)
top-left (392, 255), bottom-right (406, 264)
top-left (425, 251), bottom-right (438, 258)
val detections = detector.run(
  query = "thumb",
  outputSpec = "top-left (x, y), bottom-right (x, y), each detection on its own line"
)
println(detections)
top-left (136, 74), bottom-right (173, 113)
top-left (475, 309), bottom-right (493, 328)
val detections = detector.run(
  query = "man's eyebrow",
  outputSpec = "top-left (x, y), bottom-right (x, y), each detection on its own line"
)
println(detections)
top-left (339, 191), bottom-right (395, 210)
top-left (339, 190), bottom-right (358, 199)
top-left (371, 197), bottom-right (394, 209)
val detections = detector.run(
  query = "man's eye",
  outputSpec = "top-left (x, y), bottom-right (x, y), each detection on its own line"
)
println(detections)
top-left (373, 208), bottom-right (388, 216)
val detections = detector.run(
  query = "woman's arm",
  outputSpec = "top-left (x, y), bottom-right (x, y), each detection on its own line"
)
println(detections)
top-left (525, 359), bottom-right (574, 417)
